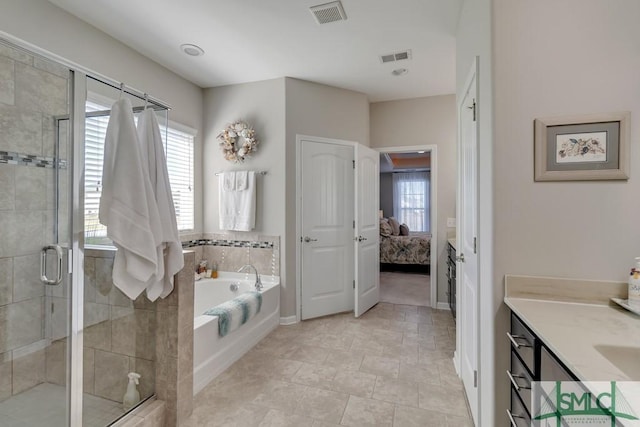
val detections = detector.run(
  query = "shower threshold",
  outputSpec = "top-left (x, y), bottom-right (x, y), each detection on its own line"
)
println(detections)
top-left (0, 383), bottom-right (124, 426)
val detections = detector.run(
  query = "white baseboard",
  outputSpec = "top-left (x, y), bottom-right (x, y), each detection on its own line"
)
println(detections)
top-left (279, 315), bottom-right (297, 325)
top-left (453, 351), bottom-right (460, 376)
top-left (436, 302), bottom-right (450, 311)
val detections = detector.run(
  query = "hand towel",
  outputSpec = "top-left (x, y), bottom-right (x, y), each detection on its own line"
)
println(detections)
top-left (99, 98), bottom-right (162, 300)
top-left (219, 171), bottom-right (256, 231)
top-left (223, 172), bottom-right (235, 191)
top-left (137, 108), bottom-right (185, 301)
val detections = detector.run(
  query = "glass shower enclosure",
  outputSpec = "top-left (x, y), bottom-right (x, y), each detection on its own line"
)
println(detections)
top-left (0, 37), bottom-right (168, 426)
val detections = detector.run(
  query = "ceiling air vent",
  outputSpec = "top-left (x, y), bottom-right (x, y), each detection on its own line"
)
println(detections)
top-left (310, 1), bottom-right (347, 24)
top-left (380, 49), bottom-right (413, 63)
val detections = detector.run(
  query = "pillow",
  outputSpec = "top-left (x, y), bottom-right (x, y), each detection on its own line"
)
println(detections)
top-left (380, 219), bottom-right (393, 237)
top-left (388, 217), bottom-right (400, 236)
top-left (399, 223), bottom-right (409, 236)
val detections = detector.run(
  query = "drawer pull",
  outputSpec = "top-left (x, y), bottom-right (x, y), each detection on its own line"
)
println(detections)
top-left (507, 370), bottom-right (531, 391)
top-left (507, 332), bottom-right (532, 349)
top-left (507, 409), bottom-right (524, 427)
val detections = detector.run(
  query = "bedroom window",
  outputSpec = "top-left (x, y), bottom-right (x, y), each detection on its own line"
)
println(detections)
top-left (84, 100), bottom-right (195, 245)
top-left (392, 172), bottom-right (430, 232)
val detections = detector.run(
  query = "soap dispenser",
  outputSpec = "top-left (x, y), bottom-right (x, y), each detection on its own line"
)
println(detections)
top-left (628, 257), bottom-right (640, 308)
top-left (122, 372), bottom-right (141, 412)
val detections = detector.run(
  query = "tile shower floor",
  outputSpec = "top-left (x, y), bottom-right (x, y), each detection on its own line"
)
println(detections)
top-left (184, 303), bottom-right (472, 427)
top-left (0, 383), bottom-right (124, 427)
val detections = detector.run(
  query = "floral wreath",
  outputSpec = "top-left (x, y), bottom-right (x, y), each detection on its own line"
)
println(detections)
top-left (217, 120), bottom-right (259, 163)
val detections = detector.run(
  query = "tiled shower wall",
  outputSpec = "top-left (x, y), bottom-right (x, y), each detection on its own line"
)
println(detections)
top-left (0, 43), bottom-right (70, 402)
top-left (45, 249), bottom-right (158, 404)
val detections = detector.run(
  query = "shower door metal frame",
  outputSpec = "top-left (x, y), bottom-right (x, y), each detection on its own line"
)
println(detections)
top-left (68, 70), bottom-right (86, 427)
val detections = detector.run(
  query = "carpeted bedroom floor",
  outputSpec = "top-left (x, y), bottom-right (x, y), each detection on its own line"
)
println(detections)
top-left (379, 271), bottom-right (430, 307)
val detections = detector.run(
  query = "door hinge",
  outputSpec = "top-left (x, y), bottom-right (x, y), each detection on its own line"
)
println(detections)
top-left (353, 220), bottom-right (355, 229)
top-left (353, 280), bottom-right (355, 289)
top-left (473, 99), bottom-right (477, 122)
top-left (473, 237), bottom-right (477, 254)
top-left (352, 160), bottom-right (355, 169)
top-left (474, 370), bottom-right (478, 387)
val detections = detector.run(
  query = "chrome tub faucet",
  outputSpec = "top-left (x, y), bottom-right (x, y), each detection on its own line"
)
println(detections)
top-left (238, 264), bottom-right (262, 291)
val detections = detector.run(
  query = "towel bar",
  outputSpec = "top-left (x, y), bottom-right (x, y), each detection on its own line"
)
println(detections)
top-left (215, 171), bottom-right (267, 176)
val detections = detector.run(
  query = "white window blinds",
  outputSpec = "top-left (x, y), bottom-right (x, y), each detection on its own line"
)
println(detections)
top-left (84, 101), bottom-right (195, 245)
top-left (392, 172), bottom-right (430, 232)
top-left (162, 126), bottom-right (195, 231)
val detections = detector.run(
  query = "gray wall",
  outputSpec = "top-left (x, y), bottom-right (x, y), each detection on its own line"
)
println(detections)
top-left (202, 77), bottom-right (370, 319)
top-left (284, 77), bottom-right (370, 318)
top-left (0, 0), bottom-right (205, 233)
top-left (379, 173), bottom-right (394, 218)
top-left (492, 1), bottom-right (640, 423)
top-left (370, 95), bottom-right (456, 305)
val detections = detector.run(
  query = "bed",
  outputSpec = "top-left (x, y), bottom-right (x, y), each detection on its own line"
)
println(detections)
top-left (379, 217), bottom-right (431, 267)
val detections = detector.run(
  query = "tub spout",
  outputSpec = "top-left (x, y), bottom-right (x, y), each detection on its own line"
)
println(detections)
top-left (238, 264), bottom-right (262, 291)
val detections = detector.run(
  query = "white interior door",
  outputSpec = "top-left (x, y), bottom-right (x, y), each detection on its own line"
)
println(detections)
top-left (301, 140), bottom-right (355, 320)
top-left (458, 62), bottom-right (479, 423)
top-left (354, 144), bottom-right (380, 317)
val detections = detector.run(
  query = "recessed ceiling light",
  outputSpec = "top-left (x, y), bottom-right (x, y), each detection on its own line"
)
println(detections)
top-left (180, 44), bottom-right (204, 57)
top-left (418, 151), bottom-right (425, 154)
top-left (391, 68), bottom-right (408, 76)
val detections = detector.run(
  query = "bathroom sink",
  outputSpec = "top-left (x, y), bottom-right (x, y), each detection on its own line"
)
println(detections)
top-left (594, 345), bottom-right (640, 381)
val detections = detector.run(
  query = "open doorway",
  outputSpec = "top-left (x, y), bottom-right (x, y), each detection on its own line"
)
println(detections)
top-left (377, 146), bottom-right (437, 309)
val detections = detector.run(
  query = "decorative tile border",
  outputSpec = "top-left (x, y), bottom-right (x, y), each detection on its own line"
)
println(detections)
top-left (0, 151), bottom-right (67, 169)
top-left (182, 239), bottom-right (274, 249)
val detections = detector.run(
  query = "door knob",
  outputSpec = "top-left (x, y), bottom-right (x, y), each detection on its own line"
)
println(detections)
top-left (303, 236), bottom-right (318, 243)
top-left (456, 253), bottom-right (465, 263)
top-left (358, 236), bottom-right (367, 242)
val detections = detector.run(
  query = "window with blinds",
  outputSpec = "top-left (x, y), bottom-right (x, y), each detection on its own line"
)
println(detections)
top-left (84, 101), bottom-right (195, 245)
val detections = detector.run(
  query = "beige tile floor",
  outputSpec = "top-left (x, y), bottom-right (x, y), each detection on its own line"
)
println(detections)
top-left (183, 303), bottom-right (472, 427)
top-left (379, 272), bottom-right (430, 306)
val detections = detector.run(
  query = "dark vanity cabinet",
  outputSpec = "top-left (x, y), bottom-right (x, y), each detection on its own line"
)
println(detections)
top-left (507, 312), bottom-right (576, 426)
top-left (446, 241), bottom-right (456, 319)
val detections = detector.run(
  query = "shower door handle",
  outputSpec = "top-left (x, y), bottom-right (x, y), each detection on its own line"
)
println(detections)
top-left (41, 245), bottom-right (64, 286)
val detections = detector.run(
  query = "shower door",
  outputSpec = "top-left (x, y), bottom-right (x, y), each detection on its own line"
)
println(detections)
top-left (0, 40), bottom-right (73, 426)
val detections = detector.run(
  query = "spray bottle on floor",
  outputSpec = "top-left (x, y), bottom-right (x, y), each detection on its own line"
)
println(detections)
top-left (123, 372), bottom-right (141, 411)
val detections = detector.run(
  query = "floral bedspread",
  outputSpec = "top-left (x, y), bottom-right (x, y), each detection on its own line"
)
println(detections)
top-left (380, 234), bottom-right (431, 265)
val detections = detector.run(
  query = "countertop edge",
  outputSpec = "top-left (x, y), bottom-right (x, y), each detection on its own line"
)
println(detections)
top-left (504, 295), bottom-right (637, 383)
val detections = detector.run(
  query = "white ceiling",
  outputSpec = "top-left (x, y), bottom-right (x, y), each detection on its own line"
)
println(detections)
top-left (49, 0), bottom-right (463, 102)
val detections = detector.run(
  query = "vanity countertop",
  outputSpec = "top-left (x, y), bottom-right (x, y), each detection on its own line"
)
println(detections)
top-left (504, 275), bottom-right (639, 382)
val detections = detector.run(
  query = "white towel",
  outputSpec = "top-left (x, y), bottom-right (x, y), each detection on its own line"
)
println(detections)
top-left (99, 99), bottom-right (162, 300)
top-left (137, 108), bottom-right (185, 301)
top-left (219, 171), bottom-right (256, 231)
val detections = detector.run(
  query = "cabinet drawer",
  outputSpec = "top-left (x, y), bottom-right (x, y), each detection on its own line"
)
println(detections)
top-left (508, 386), bottom-right (531, 427)
top-left (509, 350), bottom-right (532, 416)
top-left (541, 345), bottom-right (575, 382)
top-left (509, 314), bottom-right (537, 376)
top-left (447, 242), bottom-right (456, 260)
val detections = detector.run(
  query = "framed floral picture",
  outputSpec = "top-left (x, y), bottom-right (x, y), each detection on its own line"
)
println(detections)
top-left (534, 112), bottom-right (630, 181)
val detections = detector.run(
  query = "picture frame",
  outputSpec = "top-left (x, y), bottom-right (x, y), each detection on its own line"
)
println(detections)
top-left (534, 112), bottom-right (630, 181)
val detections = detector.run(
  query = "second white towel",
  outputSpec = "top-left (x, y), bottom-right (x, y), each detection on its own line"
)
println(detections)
top-left (219, 171), bottom-right (256, 231)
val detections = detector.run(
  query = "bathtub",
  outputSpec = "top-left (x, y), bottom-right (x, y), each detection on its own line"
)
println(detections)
top-left (192, 272), bottom-right (280, 394)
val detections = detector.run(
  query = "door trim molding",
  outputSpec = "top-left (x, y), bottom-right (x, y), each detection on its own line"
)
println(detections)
top-left (456, 56), bottom-right (481, 423)
top-left (295, 134), bottom-right (359, 323)
top-left (375, 145), bottom-right (438, 311)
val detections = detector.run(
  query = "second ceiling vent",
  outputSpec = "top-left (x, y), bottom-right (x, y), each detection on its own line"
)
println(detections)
top-left (310, 1), bottom-right (347, 24)
top-left (380, 50), bottom-right (413, 64)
